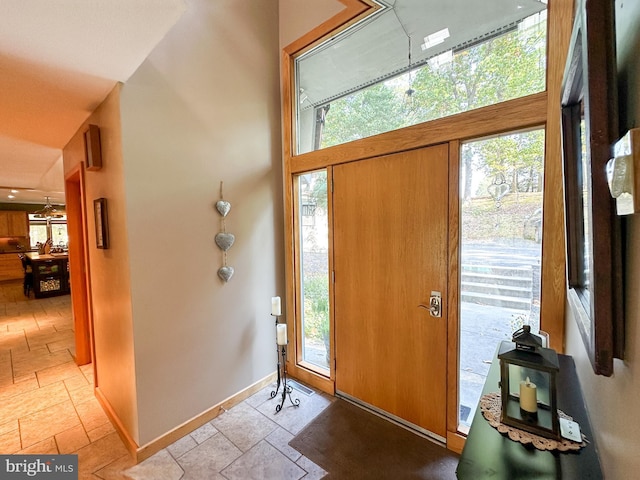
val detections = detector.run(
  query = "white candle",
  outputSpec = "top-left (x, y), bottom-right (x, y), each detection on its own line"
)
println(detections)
top-left (276, 323), bottom-right (287, 345)
top-left (271, 296), bottom-right (281, 316)
top-left (519, 377), bottom-right (538, 413)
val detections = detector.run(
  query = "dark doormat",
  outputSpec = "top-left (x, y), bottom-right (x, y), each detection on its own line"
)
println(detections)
top-left (289, 398), bottom-right (460, 479)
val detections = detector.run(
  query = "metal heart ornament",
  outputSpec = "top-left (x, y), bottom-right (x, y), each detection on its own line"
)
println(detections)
top-left (487, 182), bottom-right (510, 201)
top-left (218, 266), bottom-right (234, 282)
top-left (215, 232), bottom-right (235, 251)
top-left (216, 200), bottom-right (231, 217)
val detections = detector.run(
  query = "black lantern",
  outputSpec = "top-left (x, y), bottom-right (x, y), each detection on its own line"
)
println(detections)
top-left (498, 325), bottom-right (560, 440)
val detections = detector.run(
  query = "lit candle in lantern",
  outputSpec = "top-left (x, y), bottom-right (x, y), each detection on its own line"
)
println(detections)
top-left (276, 323), bottom-right (287, 345)
top-left (271, 296), bottom-right (281, 316)
top-left (519, 377), bottom-right (538, 413)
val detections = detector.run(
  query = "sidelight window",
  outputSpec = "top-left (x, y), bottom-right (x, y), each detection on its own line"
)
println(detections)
top-left (458, 128), bottom-right (545, 431)
top-left (295, 170), bottom-right (330, 374)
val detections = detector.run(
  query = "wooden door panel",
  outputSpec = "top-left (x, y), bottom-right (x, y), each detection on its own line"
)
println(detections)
top-left (334, 144), bottom-right (449, 437)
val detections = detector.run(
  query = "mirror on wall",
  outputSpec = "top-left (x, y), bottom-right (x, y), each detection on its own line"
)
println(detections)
top-left (561, 0), bottom-right (622, 376)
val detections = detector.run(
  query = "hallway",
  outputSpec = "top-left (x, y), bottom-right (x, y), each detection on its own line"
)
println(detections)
top-left (0, 280), bottom-right (130, 477)
top-left (0, 279), bottom-right (331, 479)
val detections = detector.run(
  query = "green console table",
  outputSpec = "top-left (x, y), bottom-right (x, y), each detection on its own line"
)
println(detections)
top-left (457, 344), bottom-right (603, 479)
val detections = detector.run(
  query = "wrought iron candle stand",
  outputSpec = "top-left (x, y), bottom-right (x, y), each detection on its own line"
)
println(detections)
top-left (270, 315), bottom-right (300, 413)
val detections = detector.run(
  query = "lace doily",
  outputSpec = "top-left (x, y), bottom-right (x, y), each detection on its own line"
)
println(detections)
top-left (479, 392), bottom-right (587, 451)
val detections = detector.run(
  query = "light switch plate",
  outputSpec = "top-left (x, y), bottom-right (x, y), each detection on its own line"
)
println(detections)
top-left (559, 417), bottom-right (582, 442)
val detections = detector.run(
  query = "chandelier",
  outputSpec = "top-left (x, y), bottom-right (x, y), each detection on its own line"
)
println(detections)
top-left (33, 197), bottom-right (65, 219)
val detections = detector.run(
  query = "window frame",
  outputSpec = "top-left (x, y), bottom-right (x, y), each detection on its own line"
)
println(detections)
top-left (293, 169), bottom-right (333, 377)
top-left (280, 0), bottom-right (569, 450)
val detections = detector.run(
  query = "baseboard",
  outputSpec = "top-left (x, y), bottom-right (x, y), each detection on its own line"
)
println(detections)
top-left (134, 372), bottom-right (277, 462)
top-left (94, 387), bottom-right (139, 458)
top-left (94, 372), bottom-right (277, 463)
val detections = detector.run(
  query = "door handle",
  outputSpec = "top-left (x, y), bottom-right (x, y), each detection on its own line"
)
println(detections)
top-left (418, 291), bottom-right (442, 318)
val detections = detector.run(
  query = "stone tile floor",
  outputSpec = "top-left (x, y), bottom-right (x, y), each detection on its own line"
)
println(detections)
top-left (126, 387), bottom-right (332, 480)
top-left (0, 280), bottom-right (332, 479)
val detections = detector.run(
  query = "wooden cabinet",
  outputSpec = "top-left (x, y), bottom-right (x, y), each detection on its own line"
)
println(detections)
top-left (8, 211), bottom-right (28, 236)
top-left (0, 211), bottom-right (28, 237)
top-left (0, 254), bottom-right (23, 281)
top-left (0, 215), bottom-right (7, 236)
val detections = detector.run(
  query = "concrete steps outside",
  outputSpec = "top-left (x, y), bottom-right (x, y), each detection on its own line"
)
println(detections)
top-left (461, 264), bottom-right (532, 310)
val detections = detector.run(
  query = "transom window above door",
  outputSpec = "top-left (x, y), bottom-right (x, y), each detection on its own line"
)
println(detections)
top-left (294, 0), bottom-right (548, 154)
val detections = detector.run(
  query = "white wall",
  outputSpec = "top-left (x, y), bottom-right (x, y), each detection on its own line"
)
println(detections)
top-left (119, 0), bottom-right (282, 445)
top-left (565, 1), bottom-right (640, 477)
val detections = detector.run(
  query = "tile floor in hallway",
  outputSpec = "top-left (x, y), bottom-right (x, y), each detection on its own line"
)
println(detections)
top-left (125, 385), bottom-right (332, 480)
top-left (0, 279), bottom-right (332, 479)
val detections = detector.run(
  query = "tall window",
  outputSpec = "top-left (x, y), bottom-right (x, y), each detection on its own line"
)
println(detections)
top-left (284, 0), bottom-right (559, 412)
top-left (29, 216), bottom-right (68, 249)
top-left (296, 170), bottom-right (330, 373)
top-left (295, 2), bottom-right (547, 154)
top-left (458, 129), bottom-right (545, 430)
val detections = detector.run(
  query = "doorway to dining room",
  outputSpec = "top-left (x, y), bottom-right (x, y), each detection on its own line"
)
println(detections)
top-left (65, 165), bottom-right (94, 369)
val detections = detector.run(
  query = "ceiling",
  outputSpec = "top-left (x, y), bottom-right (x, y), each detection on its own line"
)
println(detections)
top-left (0, 0), bottom-right (548, 207)
top-left (0, 0), bottom-right (187, 206)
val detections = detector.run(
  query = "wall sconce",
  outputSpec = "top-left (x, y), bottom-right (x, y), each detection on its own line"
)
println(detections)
top-left (607, 128), bottom-right (640, 215)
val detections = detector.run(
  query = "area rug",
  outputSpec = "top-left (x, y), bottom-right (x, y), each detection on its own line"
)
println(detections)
top-left (289, 399), bottom-right (459, 479)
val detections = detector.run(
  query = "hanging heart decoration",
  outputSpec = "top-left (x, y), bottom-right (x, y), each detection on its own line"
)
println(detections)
top-left (218, 266), bottom-right (235, 282)
top-left (215, 181), bottom-right (235, 284)
top-left (216, 200), bottom-right (231, 217)
top-left (487, 182), bottom-right (510, 201)
top-left (215, 232), bottom-right (235, 251)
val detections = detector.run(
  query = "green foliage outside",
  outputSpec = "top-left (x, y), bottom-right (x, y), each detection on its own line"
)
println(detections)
top-left (300, 14), bottom-right (548, 357)
top-left (320, 84), bottom-right (407, 148)
top-left (410, 21), bottom-right (546, 122)
top-left (302, 274), bottom-right (330, 362)
top-left (462, 192), bottom-right (542, 242)
top-left (319, 17), bottom-right (547, 199)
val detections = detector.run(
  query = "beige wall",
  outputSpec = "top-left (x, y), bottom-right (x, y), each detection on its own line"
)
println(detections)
top-left (57, 0), bottom-right (341, 450)
top-left (62, 86), bottom-right (139, 443)
top-left (565, 1), bottom-right (640, 477)
top-left (279, 0), bottom-right (343, 48)
top-left (119, 0), bottom-right (282, 446)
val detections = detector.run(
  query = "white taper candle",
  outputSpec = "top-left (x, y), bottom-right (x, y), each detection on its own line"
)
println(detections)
top-left (276, 323), bottom-right (287, 346)
top-left (271, 296), bottom-right (281, 316)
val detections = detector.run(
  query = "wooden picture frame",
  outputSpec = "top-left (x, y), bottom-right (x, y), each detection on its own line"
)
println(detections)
top-left (94, 198), bottom-right (109, 249)
top-left (85, 124), bottom-right (102, 171)
top-left (560, 0), bottom-right (623, 376)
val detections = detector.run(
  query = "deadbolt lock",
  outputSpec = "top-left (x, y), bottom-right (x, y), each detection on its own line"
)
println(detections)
top-left (429, 291), bottom-right (442, 318)
top-left (418, 291), bottom-right (442, 318)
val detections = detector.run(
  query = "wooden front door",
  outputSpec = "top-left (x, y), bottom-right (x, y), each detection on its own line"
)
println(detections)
top-left (333, 144), bottom-right (449, 438)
